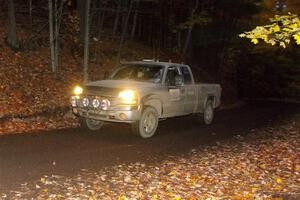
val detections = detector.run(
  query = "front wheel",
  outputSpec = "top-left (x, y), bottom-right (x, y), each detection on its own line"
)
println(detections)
top-left (131, 107), bottom-right (159, 138)
top-left (79, 117), bottom-right (104, 131)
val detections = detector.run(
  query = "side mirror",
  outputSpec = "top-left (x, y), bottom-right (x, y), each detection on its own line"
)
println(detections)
top-left (103, 71), bottom-right (109, 79)
top-left (175, 75), bottom-right (184, 86)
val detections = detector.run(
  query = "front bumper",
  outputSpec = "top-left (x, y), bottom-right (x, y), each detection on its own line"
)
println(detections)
top-left (72, 106), bottom-right (141, 123)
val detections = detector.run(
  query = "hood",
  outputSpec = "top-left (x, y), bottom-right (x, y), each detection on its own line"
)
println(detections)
top-left (86, 80), bottom-right (157, 89)
top-left (84, 80), bottom-right (157, 96)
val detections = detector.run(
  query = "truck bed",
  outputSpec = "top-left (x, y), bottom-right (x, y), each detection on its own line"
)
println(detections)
top-left (194, 83), bottom-right (222, 113)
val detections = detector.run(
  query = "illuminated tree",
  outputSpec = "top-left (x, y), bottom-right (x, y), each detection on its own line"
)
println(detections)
top-left (239, 13), bottom-right (300, 48)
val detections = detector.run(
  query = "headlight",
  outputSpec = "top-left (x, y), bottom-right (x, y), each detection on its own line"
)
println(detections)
top-left (118, 90), bottom-right (137, 104)
top-left (82, 97), bottom-right (89, 107)
top-left (74, 86), bottom-right (83, 95)
top-left (92, 99), bottom-right (100, 108)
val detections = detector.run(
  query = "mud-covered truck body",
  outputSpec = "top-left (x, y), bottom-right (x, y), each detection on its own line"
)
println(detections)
top-left (71, 61), bottom-right (221, 138)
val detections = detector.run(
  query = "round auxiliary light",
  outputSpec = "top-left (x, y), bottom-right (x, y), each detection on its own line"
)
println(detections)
top-left (119, 113), bottom-right (127, 120)
top-left (82, 97), bottom-right (89, 107)
top-left (71, 96), bottom-right (78, 107)
top-left (92, 99), bottom-right (100, 108)
top-left (101, 99), bottom-right (110, 110)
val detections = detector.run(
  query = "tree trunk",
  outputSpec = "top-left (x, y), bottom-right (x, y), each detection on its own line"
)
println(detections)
top-left (48, 0), bottom-right (56, 74)
top-left (96, 2), bottom-right (101, 38)
top-left (77, 0), bottom-right (87, 44)
top-left (130, 0), bottom-right (139, 39)
top-left (183, 0), bottom-right (199, 55)
top-left (98, 7), bottom-right (106, 39)
top-left (149, 16), bottom-right (153, 47)
top-left (7, 0), bottom-right (19, 49)
top-left (96, 2), bottom-right (104, 39)
top-left (83, 0), bottom-right (91, 83)
top-left (138, 17), bottom-right (142, 38)
top-left (117, 0), bottom-right (133, 62)
top-left (54, 0), bottom-right (59, 74)
top-left (48, 0), bottom-right (63, 76)
top-left (29, 0), bottom-right (32, 33)
top-left (113, 0), bottom-right (121, 38)
top-left (121, 4), bottom-right (127, 39)
top-left (177, 32), bottom-right (181, 50)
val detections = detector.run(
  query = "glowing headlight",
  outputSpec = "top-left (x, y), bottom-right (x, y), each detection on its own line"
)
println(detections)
top-left (92, 99), bottom-right (100, 108)
top-left (118, 90), bottom-right (137, 104)
top-left (74, 86), bottom-right (83, 95)
top-left (82, 97), bottom-right (89, 107)
top-left (71, 96), bottom-right (78, 107)
top-left (101, 99), bottom-right (110, 110)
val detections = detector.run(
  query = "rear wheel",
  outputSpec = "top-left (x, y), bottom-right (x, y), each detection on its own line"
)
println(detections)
top-left (79, 117), bottom-right (104, 131)
top-left (203, 100), bottom-right (214, 125)
top-left (132, 107), bottom-right (159, 138)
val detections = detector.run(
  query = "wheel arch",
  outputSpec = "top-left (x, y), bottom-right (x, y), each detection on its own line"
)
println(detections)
top-left (142, 95), bottom-right (163, 117)
top-left (204, 95), bottom-right (216, 108)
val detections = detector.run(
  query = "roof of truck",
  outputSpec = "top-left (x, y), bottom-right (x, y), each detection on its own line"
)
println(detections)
top-left (121, 60), bottom-right (188, 67)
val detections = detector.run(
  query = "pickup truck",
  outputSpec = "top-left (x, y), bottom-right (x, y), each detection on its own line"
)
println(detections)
top-left (71, 60), bottom-right (221, 138)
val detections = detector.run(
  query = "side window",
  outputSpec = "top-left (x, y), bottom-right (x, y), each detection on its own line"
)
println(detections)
top-left (180, 66), bottom-right (192, 84)
top-left (165, 67), bottom-right (180, 86)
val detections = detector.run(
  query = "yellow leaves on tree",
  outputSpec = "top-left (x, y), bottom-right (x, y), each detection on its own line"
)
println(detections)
top-left (251, 38), bottom-right (259, 44)
top-left (240, 13), bottom-right (300, 48)
top-left (273, 25), bottom-right (281, 32)
top-left (294, 34), bottom-right (300, 44)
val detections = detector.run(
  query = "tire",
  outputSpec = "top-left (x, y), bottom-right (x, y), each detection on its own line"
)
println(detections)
top-left (202, 100), bottom-right (214, 125)
top-left (131, 106), bottom-right (159, 138)
top-left (79, 117), bottom-right (104, 131)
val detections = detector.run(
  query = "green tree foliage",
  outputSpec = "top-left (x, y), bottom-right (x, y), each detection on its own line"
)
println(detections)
top-left (239, 13), bottom-right (300, 48)
top-left (173, 12), bottom-right (212, 32)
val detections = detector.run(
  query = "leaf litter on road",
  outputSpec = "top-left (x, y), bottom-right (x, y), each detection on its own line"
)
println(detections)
top-left (1, 115), bottom-right (300, 199)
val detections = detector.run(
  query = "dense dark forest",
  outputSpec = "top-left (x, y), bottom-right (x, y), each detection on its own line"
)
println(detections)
top-left (1, 0), bottom-right (300, 106)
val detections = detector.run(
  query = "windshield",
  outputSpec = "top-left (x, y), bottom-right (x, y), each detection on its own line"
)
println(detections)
top-left (111, 64), bottom-right (164, 83)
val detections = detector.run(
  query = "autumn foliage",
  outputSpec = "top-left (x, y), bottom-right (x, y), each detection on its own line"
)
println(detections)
top-left (240, 13), bottom-right (300, 48)
top-left (0, 11), bottom-right (173, 135)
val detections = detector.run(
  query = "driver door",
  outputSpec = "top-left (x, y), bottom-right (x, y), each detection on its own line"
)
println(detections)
top-left (163, 66), bottom-right (185, 117)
